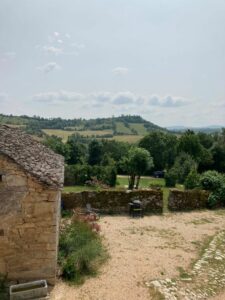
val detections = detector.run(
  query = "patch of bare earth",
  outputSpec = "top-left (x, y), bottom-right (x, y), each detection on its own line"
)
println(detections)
top-left (50, 210), bottom-right (225, 300)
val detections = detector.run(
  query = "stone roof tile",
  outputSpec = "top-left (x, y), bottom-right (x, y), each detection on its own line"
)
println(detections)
top-left (0, 125), bottom-right (64, 188)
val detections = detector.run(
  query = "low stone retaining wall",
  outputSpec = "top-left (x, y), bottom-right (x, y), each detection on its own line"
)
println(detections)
top-left (168, 189), bottom-right (210, 211)
top-left (62, 189), bottom-right (163, 214)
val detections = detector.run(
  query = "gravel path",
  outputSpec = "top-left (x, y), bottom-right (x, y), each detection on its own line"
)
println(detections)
top-left (50, 210), bottom-right (225, 300)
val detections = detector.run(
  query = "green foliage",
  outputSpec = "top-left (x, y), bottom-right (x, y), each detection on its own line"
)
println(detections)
top-left (102, 165), bottom-right (117, 187)
top-left (200, 171), bottom-right (225, 207)
top-left (59, 221), bottom-right (106, 283)
top-left (165, 168), bottom-right (177, 187)
top-left (184, 169), bottom-right (200, 190)
top-left (64, 164), bottom-right (91, 186)
top-left (177, 130), bottom-right (203, 161)
top-left (198, 147), bottom-right (213, 172)
top-left (0, 113), bottom-right (163, 133)
top-left (197, 132), bottom-right (214, 149)
top-left (121, 147), bottom-right (154, 189)
top-left (64, 164), bottom-right (117, 187)
top-left (24, 121), bottom-right (43, 137)
top-left (211, 144), bottom-right (225, 173)
top-left (139, 131), bottom-right (177, 171)
top-left (43, 135), bottom-right (70, 160)
top-left (123, 147), bottom-right (154, 176)
top-left (100, 153), bottom-right (115, 166)
top-left (200, 170), bottom-right (223, 191)
top-left (67, 135), bottom-right (87, 164)
top-left (173, 152), bottom-right (197, 184)
top-left (88, 140), bottom-right (103, 165)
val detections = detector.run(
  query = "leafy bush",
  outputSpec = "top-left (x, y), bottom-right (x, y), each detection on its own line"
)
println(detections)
top-left (59, 220), bottom-right (107, 284)
top-left (64, 164), bottom-right (91, 186)
top-left (165, 168), bottom-right (177, 187)
top-left (102, 165), bottom-right (117, 187)
top-left (200, 170), bottom-right (223, 191)
top-left (184, 169), bottom-right (200, 190)
top-left (200, 170), bottom-right (225, 207)
top-left (64, 164), bottom-right (117, 187)
top-left (173, 152), bottom-right (197, 184)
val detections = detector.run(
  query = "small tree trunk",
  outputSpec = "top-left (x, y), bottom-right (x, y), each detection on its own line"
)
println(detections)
top-left (129, 174), bottom-right (135, 190)
top-left (135, 175), bottom-right (141, 189)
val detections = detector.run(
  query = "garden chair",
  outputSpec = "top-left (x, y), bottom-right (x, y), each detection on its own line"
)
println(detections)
top-left (85, 203), bottom-right (100, 220)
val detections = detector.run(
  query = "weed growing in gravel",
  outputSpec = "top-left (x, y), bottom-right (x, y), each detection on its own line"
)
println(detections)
top-left (59, 220), bottom-right (108, 284)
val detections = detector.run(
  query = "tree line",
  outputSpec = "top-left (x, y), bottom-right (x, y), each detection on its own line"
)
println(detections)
top-left (43, 129), bottom-right (225, 190)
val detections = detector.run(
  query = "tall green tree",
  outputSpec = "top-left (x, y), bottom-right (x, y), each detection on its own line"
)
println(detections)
top-left (67, 136), bottom-right (87, 164)
top-left (177, 130), bottom-right (203, 161)
top-left (88, 140), bottom-right (103, 166)
top-left (120, 147), bottom-right (154, 189)
top-left (139, 131), bottom-right (177, 170)
top-left (173, 152), bottom-right (197, 184)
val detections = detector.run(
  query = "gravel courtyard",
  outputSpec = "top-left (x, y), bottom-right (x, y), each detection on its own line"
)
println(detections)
top-left (50, 210), bottom-right (225, 300)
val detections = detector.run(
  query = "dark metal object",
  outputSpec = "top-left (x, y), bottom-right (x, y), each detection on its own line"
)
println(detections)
top-left (129, 200), bottom-right (143, 218)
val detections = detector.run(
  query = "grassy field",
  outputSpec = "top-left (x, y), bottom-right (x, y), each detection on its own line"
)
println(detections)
top-left (113, 135), bottom-right (143, 143)
top-left (43, 129), bottom-right (113, 142)
top-left (129, 123), bottom-right (148, 135)
top-left (43, 128), bottom-right (143, 143)
top-left (115, 122), bottom-right (132, 134)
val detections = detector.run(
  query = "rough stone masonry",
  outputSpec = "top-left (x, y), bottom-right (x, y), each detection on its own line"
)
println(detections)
top-left (0, 125), bottom-right (64, 285)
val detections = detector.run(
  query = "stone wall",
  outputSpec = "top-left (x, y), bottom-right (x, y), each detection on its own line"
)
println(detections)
top-left (62, 189), bottom-right (163, 214)
top-left (0, 154), bottom-right (60, 285)
top-left (168, 189), bottom-right (210, 211)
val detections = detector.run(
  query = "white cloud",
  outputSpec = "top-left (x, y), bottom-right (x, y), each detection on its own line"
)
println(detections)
top-left (32, 90), bottom-right (84, 104)
top-left (65, 33), bottom-right (71, 39)
top-left (57, 39), bottom-right (63, 44)
top-left (148, 95), bottom-right (189, 107)
top-left (31, 90), bottom-right (191, 112)
top-left (37, 62), bottom-right (61, 73)
top-left (112, 67), bottom-right (129, 75)
top-left (91, 92), bottom-right (112, 103)
top-left (54, 32), bottom-right (60, 37)
top-left (112, 91), bottom-right (136, 105)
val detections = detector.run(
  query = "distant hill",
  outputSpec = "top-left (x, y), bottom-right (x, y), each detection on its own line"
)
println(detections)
top-left (167, 125), bottom-right (223, 134)
top-left (0, 114), bottom-right (166, 143)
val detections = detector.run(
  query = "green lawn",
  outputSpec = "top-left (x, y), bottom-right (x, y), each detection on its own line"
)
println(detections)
top-left (116, 175), bottom-right (165, 188)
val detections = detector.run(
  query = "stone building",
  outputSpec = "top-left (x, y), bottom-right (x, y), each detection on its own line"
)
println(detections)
top-left (0, 125), bottom-right (64, 285)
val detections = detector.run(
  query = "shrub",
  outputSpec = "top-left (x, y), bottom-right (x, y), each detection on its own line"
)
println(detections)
top-left (200, 170), bottom-right (225, 207)
top-left (64, 164), bottom-right (91, 186)
top-left (64, 164), bottom-right (117, 187)
top-left (165, 168), bottom-right (177, 187)
top-left (59, 220), bottom-right (107, 284)
top-left (200, 170), bottom-right (223, 191)
top-left (102, 165), bottom-right (117, 187)
top-left (184, 169), bottom-right (200, 190)
top-left (173, 152), bottom-right (197, 184)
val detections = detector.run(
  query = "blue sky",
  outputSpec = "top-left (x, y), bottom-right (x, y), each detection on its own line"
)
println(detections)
top-left (0, 0), bottom-right (225, 126)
